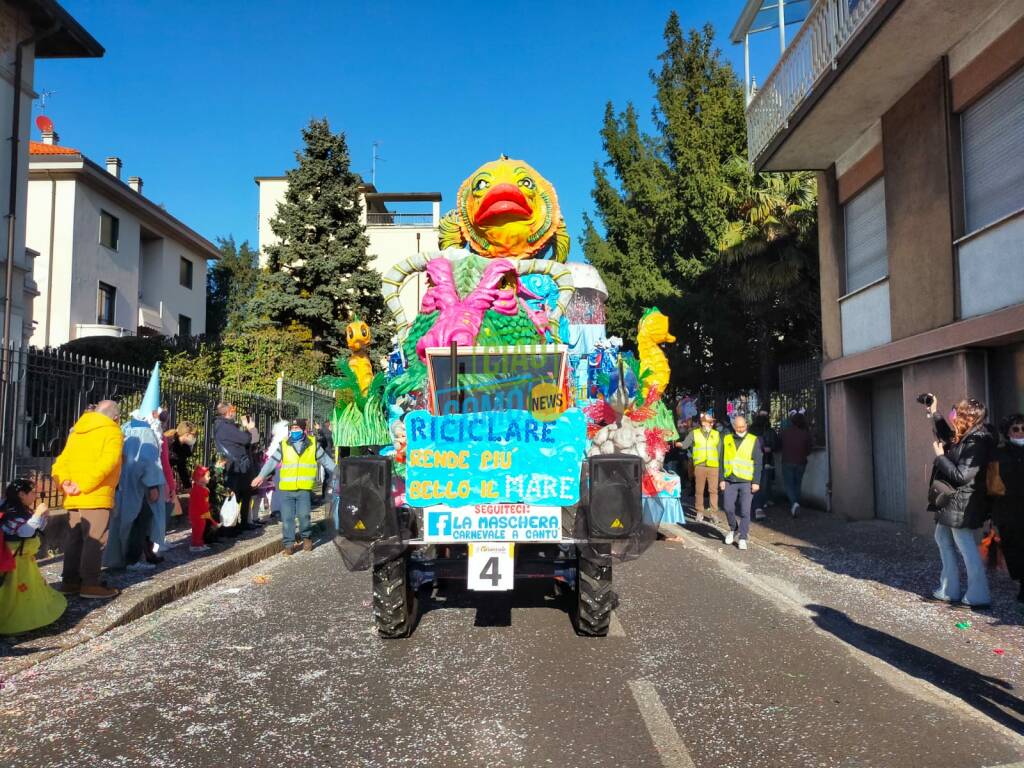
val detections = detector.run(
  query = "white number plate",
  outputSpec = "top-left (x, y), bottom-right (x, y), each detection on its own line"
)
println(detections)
top-left (467, 542), bottom-right (514, 591)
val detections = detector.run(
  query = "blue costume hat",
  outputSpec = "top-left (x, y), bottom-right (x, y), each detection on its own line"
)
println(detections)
top-left (140, 362), bottom-right (160, 415)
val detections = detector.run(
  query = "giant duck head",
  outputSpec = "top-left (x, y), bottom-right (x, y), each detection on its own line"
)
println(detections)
top-left (438, 156), bottom-right (569, 262)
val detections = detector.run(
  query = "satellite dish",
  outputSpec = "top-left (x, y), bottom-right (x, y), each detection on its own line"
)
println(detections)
top-left (36, 115), bottom-right (54, 133)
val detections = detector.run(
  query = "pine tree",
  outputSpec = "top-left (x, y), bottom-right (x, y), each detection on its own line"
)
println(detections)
top-left (206, 236), bottom-right (259, 337)
top-left (255, 118), bottom-right (393, 357)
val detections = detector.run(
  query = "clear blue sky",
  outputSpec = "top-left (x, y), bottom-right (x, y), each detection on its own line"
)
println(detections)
top-left (36, 1), bottom-right (771, 259)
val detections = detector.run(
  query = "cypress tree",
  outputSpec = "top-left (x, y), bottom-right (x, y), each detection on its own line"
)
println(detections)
top-left (257, 118), bottom-right (393, 357)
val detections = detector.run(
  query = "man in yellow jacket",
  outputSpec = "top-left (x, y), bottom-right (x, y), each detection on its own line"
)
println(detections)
top-left (51, 400), bottom-right (123, 599)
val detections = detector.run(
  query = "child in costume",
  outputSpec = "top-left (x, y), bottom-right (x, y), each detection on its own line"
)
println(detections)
top-left (0, 476), bottom-right (67, 634)
top-left (188, 466), bottom-right (218, 554)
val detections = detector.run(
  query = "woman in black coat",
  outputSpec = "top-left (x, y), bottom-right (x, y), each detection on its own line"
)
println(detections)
top-left (929, 397), bottom-right (993, 608)
top-left (991, 414), bottom-right (1024, 601)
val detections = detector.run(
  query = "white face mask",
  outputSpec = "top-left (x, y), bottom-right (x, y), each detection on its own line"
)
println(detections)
top-left (1011, 437), bottom-right (1024, 447)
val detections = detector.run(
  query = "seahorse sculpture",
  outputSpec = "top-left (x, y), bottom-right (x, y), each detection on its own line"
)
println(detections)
top-left (637, 307), bottom-right (676, 398)
top-left (346, 318), bottom-right (373, 396)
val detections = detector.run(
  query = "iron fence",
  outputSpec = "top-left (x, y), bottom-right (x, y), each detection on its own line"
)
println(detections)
top-left (277, 377), bottom-right (336, 431)
top-left (0, 345), bottom-right (309, 506)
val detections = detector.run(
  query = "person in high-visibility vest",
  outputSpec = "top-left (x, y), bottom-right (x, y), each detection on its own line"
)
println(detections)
top-left (676, 411), bottom-right (722, 518)
top-left (718, 415), bottom-right (763, 551)
top-left (252, 421), bottom-right (336, 555)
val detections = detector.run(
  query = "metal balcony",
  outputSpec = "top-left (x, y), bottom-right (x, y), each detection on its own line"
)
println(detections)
top-left (745, 0), bottom-right (883, 166)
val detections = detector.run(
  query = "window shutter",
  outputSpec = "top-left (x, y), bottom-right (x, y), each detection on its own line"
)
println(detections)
top-left (844, 178), bottom-right (887, 293)
top-left (963, 65), bottom-right (1024, 233)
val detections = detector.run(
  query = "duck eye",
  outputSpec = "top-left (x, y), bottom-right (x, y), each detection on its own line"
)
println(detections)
top-left (473, 178), bottom-right (489, 192)
top-left (361, 327), bottom-right (368, 337)
top-left (518, 177), bottom-right (535, 190)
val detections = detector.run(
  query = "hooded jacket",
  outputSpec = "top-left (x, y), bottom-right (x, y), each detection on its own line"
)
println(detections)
top-left (51, 411), bottom-right (124, 510)
top-left (930, 415), bottom-right (993, 529)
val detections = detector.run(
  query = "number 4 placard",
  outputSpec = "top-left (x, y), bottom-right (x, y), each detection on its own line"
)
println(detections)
top-left (467, 543), bottom-right (514, 591)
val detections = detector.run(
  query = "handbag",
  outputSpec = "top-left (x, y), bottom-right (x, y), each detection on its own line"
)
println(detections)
top-left (928, 478), bottom-right (957, 509)
top-left (987, 460), bottom-right (1006, 496)
top-left (220, 494), bottom-right (241, 527)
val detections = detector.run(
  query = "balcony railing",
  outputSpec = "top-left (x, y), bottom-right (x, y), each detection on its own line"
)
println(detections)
top-left (746, 0), bottom-right (882, 164)
top-left (366, 212), bottom-right (435, 227)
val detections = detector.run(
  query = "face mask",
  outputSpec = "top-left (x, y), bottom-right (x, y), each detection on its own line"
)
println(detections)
top-left (1011, 437), bottom-right (1024, 447)
top-left (289, 430), bottom-right (303, 442)
top-left (735, 430), bottom-right (747, 437)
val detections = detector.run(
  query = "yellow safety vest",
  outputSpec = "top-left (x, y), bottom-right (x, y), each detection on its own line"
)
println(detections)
top-left (723, 433), bottom-right (757, 482)
top-left (692, 429), bottom-right (720, 467)
top-left (279, 438), bottom-right (318, 491)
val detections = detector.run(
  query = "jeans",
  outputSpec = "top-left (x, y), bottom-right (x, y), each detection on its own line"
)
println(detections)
top-left (279, 490), bottom-right (313, 545)
top-left (933, 524), bottom-right (991, 605)
top-left (723, 482), bottom-right (752, 539)
top-left (754, 465), bottom-right (775, 510)
top-left (782, 463), bottom-right (806, 507)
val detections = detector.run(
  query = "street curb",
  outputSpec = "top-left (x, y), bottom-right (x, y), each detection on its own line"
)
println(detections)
top-left (1, 516), bottom-right (328, 678)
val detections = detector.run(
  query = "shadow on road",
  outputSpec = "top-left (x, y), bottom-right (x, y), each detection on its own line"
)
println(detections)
top-left (807, 603), bottom-right (1024, 735)
top-left (417, 579), bottom-right (573, 629)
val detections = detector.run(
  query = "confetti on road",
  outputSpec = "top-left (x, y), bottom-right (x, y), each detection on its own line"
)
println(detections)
top-left (222, 588), bottom-right (242, 595)
top-left (955, 621), bottom-right (972, 630)
top-left (253, 574), bottom-right (271, 585)
top-left (994, 648), bottom-right (1006, 655)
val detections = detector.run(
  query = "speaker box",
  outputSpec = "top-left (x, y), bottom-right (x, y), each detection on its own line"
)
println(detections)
top-left (336, 456), bottom-right (395, 541)
top-left (586, 454), bottom-right (643, 538)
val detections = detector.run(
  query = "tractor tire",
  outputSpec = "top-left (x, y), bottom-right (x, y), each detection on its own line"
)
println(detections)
top-left (576, 557), bottom-right (617, 637)
top-left (372, 555), bottom-right (416, 639)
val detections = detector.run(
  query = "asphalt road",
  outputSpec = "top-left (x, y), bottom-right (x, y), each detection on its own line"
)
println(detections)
top-left (3, 529), bottom-right (1024, 768)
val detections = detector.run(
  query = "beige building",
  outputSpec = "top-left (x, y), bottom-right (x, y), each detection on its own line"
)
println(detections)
top-left (255, 176), bottom-right (441, 324)
top-left (734, 0), bottom-right (1024, 532)
top-left (0, 0), bottom-right (102, 349)
top-left (27, 135), bottom-right (218, 345)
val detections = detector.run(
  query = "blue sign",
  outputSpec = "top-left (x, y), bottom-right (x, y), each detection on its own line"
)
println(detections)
top-left (405, 408), bottom-right (587, 506)
top-left (422, 504), bottom-right (562, 543)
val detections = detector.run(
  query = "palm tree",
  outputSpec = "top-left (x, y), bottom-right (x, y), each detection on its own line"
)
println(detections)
top-left (717, 156), bottom-right (820, 395)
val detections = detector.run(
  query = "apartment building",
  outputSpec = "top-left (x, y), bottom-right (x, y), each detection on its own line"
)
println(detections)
top-left (256, 176), bottom-right (441, 324)
top-left (733, 0), bottom-right (1024, 532)
top-left (0, 0), bottom-right (102, 348)
top-left (27, 133), bottom-right (217, 345)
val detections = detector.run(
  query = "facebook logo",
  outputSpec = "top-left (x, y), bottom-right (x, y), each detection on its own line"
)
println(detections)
top-left (427, 511), bottom-right (452, 538)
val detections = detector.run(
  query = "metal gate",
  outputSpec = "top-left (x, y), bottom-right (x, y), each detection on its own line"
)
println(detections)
top-left (871, 373), bottom-right (907, 523)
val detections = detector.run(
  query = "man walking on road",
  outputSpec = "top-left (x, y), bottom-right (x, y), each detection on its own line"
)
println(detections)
top-left (676, 412), bottom-right (721, 519)
top-left (719, 415), bottom-right (762, 551)
top-left (252, 420), bottom-right (335, 555)
top-left (213, 402), bottom-right (261, 532)
top-left (50, 400), bottom-right (123, 598)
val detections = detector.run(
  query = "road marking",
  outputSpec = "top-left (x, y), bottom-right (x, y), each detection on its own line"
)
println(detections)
top-left (609, 612), bottom-right (626, 637)
top-left (986, 763), bottom-right (1024, 767)
top-left (628, 679), bottom-right (697, 768)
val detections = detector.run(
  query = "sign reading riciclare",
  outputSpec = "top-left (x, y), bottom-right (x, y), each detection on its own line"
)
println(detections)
top-left (404, 408), bottom-right (586, 506)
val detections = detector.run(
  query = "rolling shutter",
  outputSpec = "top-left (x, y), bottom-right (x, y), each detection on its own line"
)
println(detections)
top-left (962, 64), bottom-right (1024, 233)
top-left (844, 178), bottom-right (888, 294)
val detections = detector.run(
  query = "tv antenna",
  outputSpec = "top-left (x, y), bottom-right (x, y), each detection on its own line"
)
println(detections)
top-left (39, 89), bottom-right (56, 112)
top-left (371, 141), bottom-right (384, 187)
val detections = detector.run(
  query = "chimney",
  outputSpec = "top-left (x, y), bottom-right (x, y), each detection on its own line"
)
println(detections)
top-left (105, 157), bottom-right (122, 179)
top-left (128, 176), bottom-right (143, 194)
top-left (41, 130), bottom-right (59, 145)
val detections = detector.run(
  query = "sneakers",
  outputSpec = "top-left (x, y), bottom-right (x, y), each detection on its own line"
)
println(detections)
top-left (189, 545), bottom-right (211, 554)
top-left (80, 584), bottom-right (119, 600)
top-left (724, 530), bottom-right (735, 546)
top-left (127, 560), bottom-right (157, 572)
top-left (791, 503), bottom-right (800, 518)
top-left (738, 539), bottom-right (748, 551)
top-left (754, 507), bottom-right (766, 521)
top-left (302, 538), bottom-right (314, 553)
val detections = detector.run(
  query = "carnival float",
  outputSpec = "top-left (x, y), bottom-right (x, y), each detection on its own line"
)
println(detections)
top-left (328, 156), bottom-right (682, 638)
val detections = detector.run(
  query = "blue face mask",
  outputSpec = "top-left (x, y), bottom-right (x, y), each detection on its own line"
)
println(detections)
top-left (289, 430), bottom-right (303, 442)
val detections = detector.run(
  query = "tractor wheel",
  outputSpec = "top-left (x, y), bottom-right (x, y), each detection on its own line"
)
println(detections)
top-left (576, 557), bottom-right (617, 637)
top-left (372, 555), bottom-right (416, 639)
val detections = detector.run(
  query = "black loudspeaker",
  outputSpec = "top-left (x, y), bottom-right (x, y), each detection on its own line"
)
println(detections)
top-left (336, 456), bottom-right (395, 542)
top-left (586, 454), bottom-right (643, 538)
